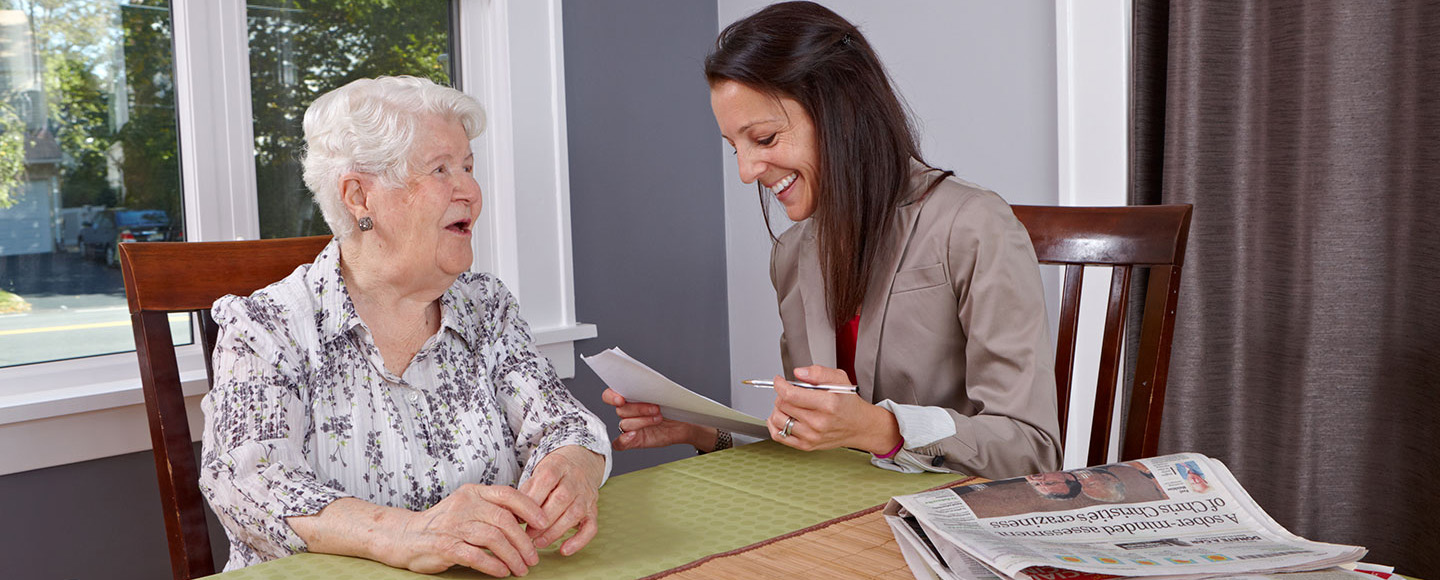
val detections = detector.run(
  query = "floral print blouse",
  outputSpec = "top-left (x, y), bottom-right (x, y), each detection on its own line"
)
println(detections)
top-left (199, 240), bottom-right (610, 570)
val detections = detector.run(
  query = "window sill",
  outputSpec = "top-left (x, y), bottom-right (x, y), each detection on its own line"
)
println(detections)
top-left (0, 322), bottom-right (596, 476)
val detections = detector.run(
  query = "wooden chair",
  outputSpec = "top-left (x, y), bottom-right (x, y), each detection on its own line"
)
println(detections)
top-left (119, 235), bottom-right (331, 580)
top-left (1010, 205), bottom-right (1193, 467)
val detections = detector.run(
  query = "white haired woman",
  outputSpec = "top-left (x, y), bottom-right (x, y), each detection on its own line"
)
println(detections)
top-left (199, 76), bottom-right (610, 576)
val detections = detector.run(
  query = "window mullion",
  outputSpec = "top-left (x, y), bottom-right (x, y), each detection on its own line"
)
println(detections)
top-left (457, 0), bottom-right (522, 293)
top-left (171, 0), bottom-right (261, 242)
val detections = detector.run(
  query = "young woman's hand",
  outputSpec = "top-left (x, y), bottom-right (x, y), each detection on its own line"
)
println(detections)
top-left (767, 365), bottom-right (901, 454)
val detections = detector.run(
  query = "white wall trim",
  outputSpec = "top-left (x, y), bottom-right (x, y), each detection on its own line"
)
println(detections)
top-left (1056, 0), bottom-right (1131, 469)
top-left (0, 328), bottom-right (589, 429)
top-left (545, 2), bottom-right (579, 327)
top-left (462, 0), bottom-right (522, 293)
top-left (0, 328), bottom-right (590, 476)
top-left (172, 0), bottom-right (260, 243)
top-left (0, 396), bottom-right (207, 476)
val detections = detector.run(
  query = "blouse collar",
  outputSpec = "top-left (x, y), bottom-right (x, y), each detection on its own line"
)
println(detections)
top-left (309, 239), bottom-right (478, 349)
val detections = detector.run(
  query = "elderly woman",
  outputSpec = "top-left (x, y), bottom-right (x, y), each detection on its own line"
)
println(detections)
top-left (200, 76), bottom-right (609, 576)
top-left (604, 1), bottom-right (1060, 479)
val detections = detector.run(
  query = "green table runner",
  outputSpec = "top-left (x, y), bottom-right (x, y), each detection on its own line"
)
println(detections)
top-left (210, 441), bottom-right (966, 579)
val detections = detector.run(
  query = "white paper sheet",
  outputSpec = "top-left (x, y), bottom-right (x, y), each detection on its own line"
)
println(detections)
top-left (581, 347), bottom-right (771, 438)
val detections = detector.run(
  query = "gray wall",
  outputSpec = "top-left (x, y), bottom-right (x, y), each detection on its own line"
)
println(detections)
top-left (0, 444), bottom-right (228, 579)
top-left (560, 0), bottom-right (730, 475)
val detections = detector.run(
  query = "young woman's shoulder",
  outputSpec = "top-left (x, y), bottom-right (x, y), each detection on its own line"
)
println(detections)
top-left (916, 172), bottom-right (1022, 234)
top-left (919, 172), bottom-right (1011, 215)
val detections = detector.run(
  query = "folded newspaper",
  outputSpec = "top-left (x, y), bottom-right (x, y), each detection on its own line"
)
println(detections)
top-left (885, 453), bottom-right (1366, 580)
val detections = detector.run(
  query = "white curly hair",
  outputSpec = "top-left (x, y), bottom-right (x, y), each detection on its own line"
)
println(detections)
top-left (302, 76), bottom-right (486, 240)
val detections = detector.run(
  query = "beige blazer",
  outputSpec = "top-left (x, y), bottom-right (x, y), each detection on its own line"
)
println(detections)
top-left (771, 163), bottom-right (1061, 479)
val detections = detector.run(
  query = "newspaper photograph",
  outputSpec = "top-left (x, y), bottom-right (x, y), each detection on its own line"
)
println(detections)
top-left (885, 453), bottom-right (1366, 580)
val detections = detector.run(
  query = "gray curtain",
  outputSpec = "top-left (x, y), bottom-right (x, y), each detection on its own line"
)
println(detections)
top-left (1130, 2), bottom-right (1440, 576)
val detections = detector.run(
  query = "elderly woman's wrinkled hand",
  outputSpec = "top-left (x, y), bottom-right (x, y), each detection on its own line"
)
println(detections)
top-left (388, 484), bottom-right (550, 577)
top-left (519, 445), bottom-right (606, 556)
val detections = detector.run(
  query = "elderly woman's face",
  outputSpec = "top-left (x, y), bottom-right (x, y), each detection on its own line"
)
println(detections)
top-left (368, 114), bottom-right (481, 277)
top-left (710, 80), bottom-right (821, 222)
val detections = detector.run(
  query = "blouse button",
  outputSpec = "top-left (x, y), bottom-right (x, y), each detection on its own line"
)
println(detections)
top-left (408, 392), bottom-right (419, 403)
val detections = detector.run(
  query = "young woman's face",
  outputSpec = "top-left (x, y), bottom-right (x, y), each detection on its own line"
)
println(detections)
top-left (710, 80), bottom-right (821, 222)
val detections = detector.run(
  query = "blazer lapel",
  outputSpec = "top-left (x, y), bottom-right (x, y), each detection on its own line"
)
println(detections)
top-left (856, 165), bottom-right (934, 401)
top-left (797, 226), bottom-right (836, 370)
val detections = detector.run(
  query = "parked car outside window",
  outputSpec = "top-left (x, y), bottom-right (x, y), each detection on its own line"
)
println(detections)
top-left (77, 209), bottom-right (173, 267)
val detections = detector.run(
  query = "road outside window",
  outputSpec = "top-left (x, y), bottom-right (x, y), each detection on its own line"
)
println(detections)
top-left (0, 0), bottom-right (453, 368)
top-left (0, 0), bottom-right (189, 368)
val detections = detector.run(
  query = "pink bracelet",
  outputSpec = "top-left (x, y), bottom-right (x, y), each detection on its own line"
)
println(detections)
top-left (874, 438), bottom-right (905, 459)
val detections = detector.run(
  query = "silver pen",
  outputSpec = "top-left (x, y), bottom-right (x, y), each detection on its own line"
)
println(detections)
top-left (741, 379), bottom-right (858, 393)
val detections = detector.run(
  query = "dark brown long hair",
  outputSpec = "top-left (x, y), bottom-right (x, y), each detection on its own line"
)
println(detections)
top-left (705, 1), bottom-right (941, 326)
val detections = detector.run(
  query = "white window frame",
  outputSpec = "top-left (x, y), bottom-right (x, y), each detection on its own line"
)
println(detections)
top-left (0, 0), bottom-right (593, 476)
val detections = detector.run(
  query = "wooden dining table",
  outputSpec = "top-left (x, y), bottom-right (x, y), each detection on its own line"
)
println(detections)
top-left (206, 440), bottom-right (978, 579)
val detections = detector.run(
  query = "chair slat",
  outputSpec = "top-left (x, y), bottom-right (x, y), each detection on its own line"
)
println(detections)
top-left (200, 311), bottom-right (220, 389)
top-left (1054, 264), bottom-right (1085, 442)
top-left (1088, 265), bottom-right (1132, 465)
top-left (1013, 204), bottom-right (1192, 467)
top-left (1123, 264), bottom-right (1184, 460)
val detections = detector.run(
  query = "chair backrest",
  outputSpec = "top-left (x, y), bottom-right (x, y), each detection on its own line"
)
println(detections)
top-left (1010, 205), bottom-right (1193, 467)
top-left (119, 235), bottom-right (331, 580)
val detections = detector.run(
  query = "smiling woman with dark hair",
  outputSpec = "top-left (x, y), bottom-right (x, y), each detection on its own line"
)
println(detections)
top-left (200, 76), bottom-right (610, 576)
top-left (603, 1), bottom-right (1060, 480)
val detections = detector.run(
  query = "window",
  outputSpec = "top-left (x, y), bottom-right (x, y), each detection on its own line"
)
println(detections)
top-left (0, 2), bottom-right (460, 368)
top-left (246, 0), bottom-right (455, 239)
top-left (0, 0), bottom-right (592, 475)
top-left (0, 1), bottom-right (459, 370)
top-left (0, 0), bottom-right (191, 368)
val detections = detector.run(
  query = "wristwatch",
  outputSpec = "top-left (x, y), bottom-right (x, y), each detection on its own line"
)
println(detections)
top-left (700, 429), bottom-right (734, 454)
top-left (715, 429), bottom-right (733, 451)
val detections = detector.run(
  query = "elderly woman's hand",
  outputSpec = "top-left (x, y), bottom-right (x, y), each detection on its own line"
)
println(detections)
top-left (601, 388), bottom-right (718, 451)
top-left (768, 365), bottom-right (901, 454)
top-left (391, 485), bottom-right (552, 576)
top-left (293, 487), bottom-right (550, 577)
top-left (520, 445), bottom-right (606, 556)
